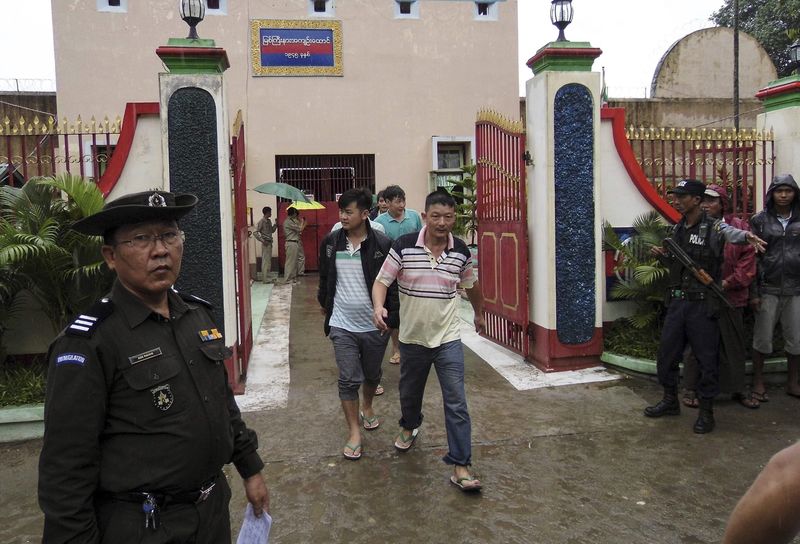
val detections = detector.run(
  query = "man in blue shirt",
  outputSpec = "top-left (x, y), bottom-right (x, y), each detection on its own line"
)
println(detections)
top-left (374, 185), bottom-right (423, 364)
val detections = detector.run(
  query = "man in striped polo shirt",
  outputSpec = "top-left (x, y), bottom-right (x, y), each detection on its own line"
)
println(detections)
top-left (372, 188), bottom-right (485, 491)
top-left (318, 188), bottom-right (399, 461)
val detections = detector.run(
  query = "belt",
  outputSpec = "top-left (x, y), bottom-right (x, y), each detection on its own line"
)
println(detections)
top-left (669, 289), bottom-right (707, 301)
top-left (286, 240), bottom-right (298, 243)
top-left (99, 475), bottom-right (218, 507)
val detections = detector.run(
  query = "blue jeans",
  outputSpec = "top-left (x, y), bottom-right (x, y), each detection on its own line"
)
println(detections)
top-left (398, 340), bottom-right (472, 466)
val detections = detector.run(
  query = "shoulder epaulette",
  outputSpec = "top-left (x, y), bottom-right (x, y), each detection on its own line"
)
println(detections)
top-left (177, 291), bottom-right (214, 310)
top-left (66, 298), bottom-right (114, 338)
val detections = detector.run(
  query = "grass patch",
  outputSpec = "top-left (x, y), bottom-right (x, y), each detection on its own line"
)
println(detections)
top-left (603, 319), bottom-right (661, 360)
top-left (0, 355), bottom-right (47, 407)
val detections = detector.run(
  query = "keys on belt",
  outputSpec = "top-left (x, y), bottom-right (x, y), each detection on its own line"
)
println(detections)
top-left (103, 477), bottom-right (218, 531)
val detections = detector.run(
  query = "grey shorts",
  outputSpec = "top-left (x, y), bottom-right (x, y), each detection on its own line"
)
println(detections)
top-left (753, 294), bottom-right (800, 355)
top-left (329, 327), bottom-right (390, 400)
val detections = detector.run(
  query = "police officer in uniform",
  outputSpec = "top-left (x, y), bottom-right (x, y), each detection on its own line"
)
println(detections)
top-left (38, 190), bottom-right (269, 543)
top-left (644, 180), bottom-right (765, 433)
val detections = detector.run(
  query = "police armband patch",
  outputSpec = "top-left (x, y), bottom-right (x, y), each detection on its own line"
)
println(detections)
top-left (65, 298), bottom-right (114, 338)
top-left (56, 353), bottom-right (87, 366)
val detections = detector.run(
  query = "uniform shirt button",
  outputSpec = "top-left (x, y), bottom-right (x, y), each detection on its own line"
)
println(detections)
top-left (189, 360), bottom-right (194, 366)
top-left (204, 396), bottom-right (209, 402)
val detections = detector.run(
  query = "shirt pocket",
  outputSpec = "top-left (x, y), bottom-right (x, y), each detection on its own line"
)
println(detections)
top-left (123, 355), bottom-right (182, 390)
top-left (120, 355), bottom-right (185, 418)
top-left (199, 342), bottom-right (233, 396)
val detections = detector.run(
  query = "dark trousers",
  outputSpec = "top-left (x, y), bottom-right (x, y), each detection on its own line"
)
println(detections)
top-left (96, 474), bottom-right (232, 544)
top-left (398, 340), bottom-right (472, 466)
top-left (657, 299), bottom-right (720, 399)
top-left (683, 307), bottom-right (745, 395)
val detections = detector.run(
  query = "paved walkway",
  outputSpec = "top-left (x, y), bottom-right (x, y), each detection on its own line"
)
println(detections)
top-left (2, 275), bottom-right (800, 543)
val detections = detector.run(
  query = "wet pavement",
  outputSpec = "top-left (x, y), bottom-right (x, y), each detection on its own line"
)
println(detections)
top-left (2, 275), bottom-right (800, 543)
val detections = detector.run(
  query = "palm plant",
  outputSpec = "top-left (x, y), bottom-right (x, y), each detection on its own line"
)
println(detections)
top-left (449, 164), bottom-right (478, 246)
top-left (603, 211), bottom-right (672, 329)
top-left (0, 265), bottom-right (24, 362)
top-left (0, 174), bottom-right (112, 334)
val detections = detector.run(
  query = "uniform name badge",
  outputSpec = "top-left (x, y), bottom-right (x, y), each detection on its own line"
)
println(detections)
top-left (129, 347), bottom-right (163, 366)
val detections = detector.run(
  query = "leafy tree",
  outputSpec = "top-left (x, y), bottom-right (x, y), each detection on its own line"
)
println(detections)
top-left (712, 0), bottom-right (800, 77)
top-left (603, 211), bottom-right (672, 329)
top-left (0, 174), bottom-right (112, 334)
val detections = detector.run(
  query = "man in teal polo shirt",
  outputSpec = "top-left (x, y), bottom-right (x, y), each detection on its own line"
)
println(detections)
top-left (374, 185), bottom-right (423, 364)
top-left (374, 185), bottom-right (423, 240)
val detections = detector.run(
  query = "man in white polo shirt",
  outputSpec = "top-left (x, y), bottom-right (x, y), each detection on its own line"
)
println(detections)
top-left (372, 188), bottom-right (485, 491)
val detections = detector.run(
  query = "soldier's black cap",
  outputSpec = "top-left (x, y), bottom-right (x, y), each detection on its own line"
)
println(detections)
top-left (72, 190), bottom-right (198, 236)
top-left (667, 179), bottom-right (706, 197)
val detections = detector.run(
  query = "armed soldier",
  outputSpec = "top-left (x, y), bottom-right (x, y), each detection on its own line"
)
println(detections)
top-left (644, 179), bottom-right (765, 434)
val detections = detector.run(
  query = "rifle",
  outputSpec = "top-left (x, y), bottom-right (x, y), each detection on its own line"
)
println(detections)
top-left (662, 237), bottom-right (734, 310)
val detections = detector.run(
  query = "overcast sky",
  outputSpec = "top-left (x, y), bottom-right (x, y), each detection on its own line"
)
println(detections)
top-left (1, 0), bottom-right (725, 98)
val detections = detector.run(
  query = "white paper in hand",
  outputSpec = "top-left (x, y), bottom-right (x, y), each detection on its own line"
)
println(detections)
top-left (236, 503), bottom-right (272, 544)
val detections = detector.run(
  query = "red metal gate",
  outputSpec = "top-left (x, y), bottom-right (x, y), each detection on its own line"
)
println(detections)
top-left (476, 111), bottom-right (529, 356)
top-left (231, 112), bottom-right (252, 392)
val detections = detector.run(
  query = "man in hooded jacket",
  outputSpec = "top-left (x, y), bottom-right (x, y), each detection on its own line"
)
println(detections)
top-left (749, 174), bottom-right (800, 401)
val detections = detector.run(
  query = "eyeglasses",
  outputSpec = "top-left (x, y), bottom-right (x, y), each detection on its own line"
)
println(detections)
top-left (115, 230), bottom-right (185, 250)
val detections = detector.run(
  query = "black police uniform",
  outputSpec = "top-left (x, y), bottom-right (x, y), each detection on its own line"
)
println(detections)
top-left (38, 280), bottom-right (264, 543)
top-left (656, 213), bottom-right (726, 400)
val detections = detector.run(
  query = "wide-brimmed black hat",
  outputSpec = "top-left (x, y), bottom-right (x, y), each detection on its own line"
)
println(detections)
top-left (667, 179), bottom-right (706, 197)
top-left (72, 190), bottom-right (198, 236)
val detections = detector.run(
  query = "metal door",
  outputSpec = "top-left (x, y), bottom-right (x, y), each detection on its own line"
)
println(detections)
top-left (231, 114), bottom-right (252, 389)
top-left (476, 111), bottom-right (530, 356)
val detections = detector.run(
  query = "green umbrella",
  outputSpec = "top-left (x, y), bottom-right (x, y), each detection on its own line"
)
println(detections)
top-left (253, 182), bottom-right (310, 202)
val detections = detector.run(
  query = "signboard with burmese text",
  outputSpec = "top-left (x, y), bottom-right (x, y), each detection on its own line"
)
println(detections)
top-left (250, 19), bottom-right (343, 76)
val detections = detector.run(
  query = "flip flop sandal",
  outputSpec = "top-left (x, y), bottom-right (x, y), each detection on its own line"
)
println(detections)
top-left (343, 443), bottom-right (362, 460)
top-left (751, 390), bottom-right (769, 403)
top-left (733, 392), bottom-right (760, 409)
top-left (360, 412), bottom-right (380, 430)
top-left (450, 475), bottom-right (482, 492)
top-left (389, 353), bottom-right (401, 365)
top-left (682, 391), bottom-right (699, 409)
top-left (374, 384), bottom-right (385, 396)
top-left (394, 428), bottom-right (419, 452)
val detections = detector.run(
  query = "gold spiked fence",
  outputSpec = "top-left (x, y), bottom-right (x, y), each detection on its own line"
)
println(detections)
top-left (0, 113), bottom-right (122, 184)
top-left (625, 125), bottom-right (775, 218)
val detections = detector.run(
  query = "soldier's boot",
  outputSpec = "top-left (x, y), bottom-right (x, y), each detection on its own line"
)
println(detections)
top-left (644, 388), bottom-right (681, 417)
top-left (693, 398), bottom-right (715, 434)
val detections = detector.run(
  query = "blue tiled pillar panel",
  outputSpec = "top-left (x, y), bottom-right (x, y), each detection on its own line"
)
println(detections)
top-left (167, 87), bottom-right (225, 334)
top-left (553, 83), bottom-right (595, 344)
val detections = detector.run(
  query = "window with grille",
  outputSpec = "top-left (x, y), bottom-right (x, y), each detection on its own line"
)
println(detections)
top-left (275, 155), bottom-right (375, 202)
top-left (431, 141), bottom-right (471, 191)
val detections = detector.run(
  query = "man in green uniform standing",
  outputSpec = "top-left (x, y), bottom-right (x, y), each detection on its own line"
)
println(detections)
top-left (255, 206), bottom-right (278, 283)
top-left (283, 206), bottom-right (307, 283)
top-left (38, 190), bottom-right (269, 543)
